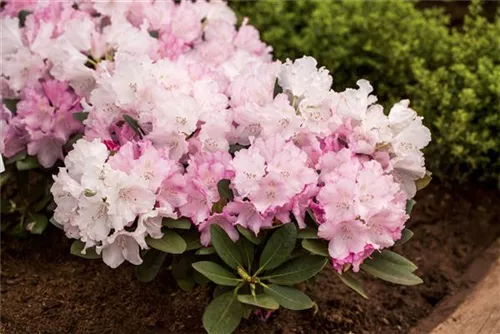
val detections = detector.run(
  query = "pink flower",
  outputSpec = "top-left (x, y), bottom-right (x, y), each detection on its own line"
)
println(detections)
top-left (198, 212), bottom-right (238, 246)
top-left (225, 200), bottom-right (273, 236)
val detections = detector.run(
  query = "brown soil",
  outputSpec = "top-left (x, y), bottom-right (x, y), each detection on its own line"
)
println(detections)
top-left (1, 183), bottom-right (499, 334)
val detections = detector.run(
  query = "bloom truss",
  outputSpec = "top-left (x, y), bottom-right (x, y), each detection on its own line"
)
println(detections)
top-left (1, 1), bottom-right (431, 333)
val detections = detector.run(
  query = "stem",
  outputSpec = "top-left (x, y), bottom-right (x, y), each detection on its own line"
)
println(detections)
top-left (233, 282), bottom-right (245, 296)
top-left (237, 266), bottom-right (252, 282)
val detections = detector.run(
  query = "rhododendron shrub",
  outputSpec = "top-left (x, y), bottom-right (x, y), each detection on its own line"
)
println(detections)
top-left (51, 50), bottom-right (430, 332)
top-left (2, 1), bottom-right (431, 333)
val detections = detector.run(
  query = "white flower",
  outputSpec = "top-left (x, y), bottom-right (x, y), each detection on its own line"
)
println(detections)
top-left (277, 56), bottom-right (332, 98)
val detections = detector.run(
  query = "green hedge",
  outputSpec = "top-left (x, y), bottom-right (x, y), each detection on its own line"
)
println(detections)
top-left (233, 0), bottom-right (500, 184)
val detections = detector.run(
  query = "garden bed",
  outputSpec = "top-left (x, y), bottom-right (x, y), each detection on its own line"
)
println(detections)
top-left (1, 182), bottom-right (499, 334)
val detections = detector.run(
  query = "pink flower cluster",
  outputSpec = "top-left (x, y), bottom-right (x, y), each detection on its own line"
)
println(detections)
top-left (1, 0), bottom-right (271, 168)
top-left (3, 1), bottom-right (430, 270)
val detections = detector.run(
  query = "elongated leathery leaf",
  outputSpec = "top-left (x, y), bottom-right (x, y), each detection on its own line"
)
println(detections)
top-left (203, 292), bottom-right (244, 334)
top-left (262, 284), bottom-right (313, 310)
top-left (210, 225), bottom-right (243, 269)
top-left (258, 223), bottom-right (297, 272)
top-left (192, 261), bottom-right (242, 286)
top-left (264, 255), bottom-right (327, 285)
top-left (336, 271), bottom-right (368, 299)
top-left (146, 230), bottom-right (187, 254)
top-left (361, 252), bottom-right (423, 285)
top-left (301, 239), bottom-right (329, 257)
top-left (70, 240), bottom-right (100, 259)
top-left (237, 294), bottom-right (279, 310)
top-left (136, 250), bottom-right (167, 282)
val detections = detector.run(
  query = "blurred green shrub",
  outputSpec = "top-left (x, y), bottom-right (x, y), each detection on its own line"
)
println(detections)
top-left (232, 0), bottom-right (500, 184)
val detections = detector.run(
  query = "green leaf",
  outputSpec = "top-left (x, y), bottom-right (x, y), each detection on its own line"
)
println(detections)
top-left (70, 240), bottom-right (101, 259)
top-left (16, 156), bottom-right (40, 170)
top-left (301, 239), bottom-right (329, 257)
top-left (264, 255), bottom-right (327, 285)
top-left (236, 225), bottom-right (260, 245)
top-left (398, 228), bottom-right (414, 245)
top-left (210, 225), bottom-right (243, 269)
top-left (262, 284), bottom-right (313, 310)
top-left (5, 151), bottom-right (26, 164)
top-left (0, 171), bottom-right (12, 187)
top-left (237, 237), bottom-right (255, 272)
top-left (361, 252), bottom-right (423, 286)
top-left (336, 271), bottom-right (368, 299)
top-left (195, 247), bottom-right (216, 256)
top-left (26, 213), bottom-right (48, 234)
top-left (258, 223), bottom-right (297, 272)
top-left (3, 98), bottom-right (20, 113)
top-left (18, 10), bottom-right (31, 27)
top-left (237, 294), bottom-right (279, 310)
top-left (406, 199), bottom-right (416, 215)
top-left (203, 292), bottom-right (244, 334)
top-left (64, 133), bottom-right (84, 151)
top-left (172, 253), bottom-right (196, 291)
top-left (49, 217), bottom-right (63, 230)
top-left (33, 193), bottom-right (53, 213)
top-left (72, 111), bottom-right (89, 123)
top-left (0, 198), bottom-right (14, 215)
top-left (273, 78), bottom-right (283, 98)
top-left (192, 261), bottom-right (242, 286)
top-left (162, 217), bottom-right (192, 229)
top-left (217, 179), bottom-right (234, 201)
top-left (373, 250), bottom-right (418, 272)
top-left (297, 226), bottom-right (318, 239)
top-left (146, 230), bottom-right (187, 254)
top-left (135, 250), bottom-right (167, 282)
top-left (123, 115), bottom-right (144, 137)
top-left (416, 173), bottom-right (432, 190)
top-left (183, 232), bottom-right (203, 251)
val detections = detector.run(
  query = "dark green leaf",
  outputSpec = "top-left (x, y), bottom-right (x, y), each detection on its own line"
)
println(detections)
top-left (192, 261), bottom-right (242, 286)
top-left (258, 223), bottom-right (297, 272)
top-left (273, 78), bottom-right (283, 98)
top-left (26, 213), bottom-right (48, 234)
top-left (373, 250), bottom-right (418, 272)
top-left (301, 239), bottom-right (329, 257)
top-left (149, 30), bottom-right (159, 38)
top-left (49, 217), bottom-right (63, 230)
top-left (217, 179), bottom-right (234, 201)
top-left (3, 98), bottom-right (20, 113)
top-left (70, 240), bottom-right (101, 259)
top-left (203, 292), bottom-right (244, 334)
top-left (405, 199), bottom-right (416, 215)
top-left (264, 255), bottom-right (327, 285)
top-left (336, 271), bottom-right (368, 299)
top-left (33, 193), bottom-right (53, 212)
top-left (172, 253), bottom-right (196, 291)
top-left (64, 133), bottom-right (84, 151)
top-left (297, 226), bottom-right (318, 239)
top-left (5, 150), bottom-right (26, 164)
top-left (416, 173), bottom-right (432, 191)
top-left (146, 230), bottom-right (187, 254)
top-left (183, 232), bottom-right (203, 251)
top-left (237, 237), bottom-right (255, 272)
top-left (73, 112), bottom-right (89, 123)
top-left (361, 252), bottom-right (423, 286)
top-left (135, 250), bottom-right (167, 282)
top-left (262, 284), bottom-right (313, 310)
top-left (162, 217), bottom-right (192, 229)
top-left (196, 246), bottom-right (216, 256)
top-left (0, 198), bottom-right (14, 215)
top-left (237, 294), bottom-right (279, 310)
top-left (16, 156), bottom-right (40, 170)
top-left (398, 228), bottom-right (414, 245)
top-left (18, 10), bottom-right (31, 27)
top-left (236, 225), bottom-right (260, 245)
top-left (123, 115), bottom-right (144, 137)
top-left (0, 171), bottom-right (12, 187)
top-left (210, 225), bottom-right (243, 269)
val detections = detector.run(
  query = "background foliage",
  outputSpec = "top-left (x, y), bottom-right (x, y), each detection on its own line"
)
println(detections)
top-left (233, 0), bottom-right (500, 184)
